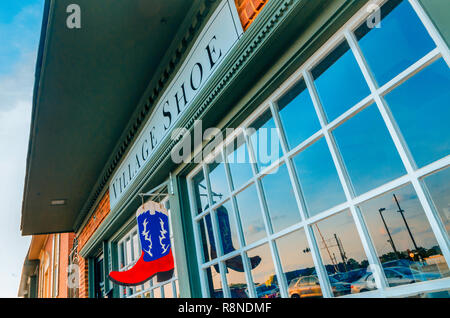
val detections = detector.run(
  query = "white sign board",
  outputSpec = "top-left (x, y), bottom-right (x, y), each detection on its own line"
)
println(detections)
top-left (110, 1), bottom-right (242, 208)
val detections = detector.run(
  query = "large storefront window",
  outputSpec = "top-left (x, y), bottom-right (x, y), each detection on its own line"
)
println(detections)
top-left (187, 0), bottom-right (449, 298)
top-left (117, 197), bottom-right (179, 298)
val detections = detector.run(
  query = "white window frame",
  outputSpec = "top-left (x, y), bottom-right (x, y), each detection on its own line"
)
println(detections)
top-left (186, 0), bottom-right (450, 298)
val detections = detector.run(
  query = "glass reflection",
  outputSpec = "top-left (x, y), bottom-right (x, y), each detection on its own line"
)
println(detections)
top-left (206, 266), bottom-right (224, 298)
top-left (225, 255), bottom-right (249, 298)
top-left (355, 0), bottom-right (436, 86)
top-left (293, 138), bottom-right (346, 217)
top-left (404, 289), bottom-right (450, 298)
top-left (277, 79), bottom-right (320, 149)
top-left (358, 184), bottom-right (449, 289)
top-left (235, 184), bottom-right (267, 245)
top-left (198, 216), bottom-right (214, 262)
top-left (384, 59), bottom-right (450, 167)
top-left (153, 287), bottom-right (162, 298)
top-left (313, 209), bottom-right (370, 296)
top-left (193, 170), bottom-right (208, 214)
top-left (214, 201), bottom-right (240, 258)
top-left (423, 167), bottom-right (450, 236)
top-left (248, 109), bottom-right (283, 172)
top-left (246, 244), bottom-right (280, 298)
top-left (163, 283), bottom-right (174, 298)
top-left (276, 229), bottom-right (322, 298)
top-left (208, 154), bottom-right (230, 201)
top-left (333, 105), bottom-right (406, 195)
top-left (312, 40), bottom-right (370, 122)
top-left (261, 164), bottom-right (301, 233)
top-left (226, 135), bottom-right (254, 191)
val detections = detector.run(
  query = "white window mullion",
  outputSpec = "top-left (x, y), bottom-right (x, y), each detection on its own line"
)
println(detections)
top-left (303, 68), bottom-right (389, 292)
top-left (202, 163), bottom-right (230, 298)
top-left (187, 177), bottom-right (210, 297)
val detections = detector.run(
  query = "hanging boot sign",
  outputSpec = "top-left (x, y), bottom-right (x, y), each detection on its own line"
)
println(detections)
top-left (109, 201), bottom-right (174, 286)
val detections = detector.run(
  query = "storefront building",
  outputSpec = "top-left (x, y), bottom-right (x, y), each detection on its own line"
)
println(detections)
top-left (21, 0), bottom-right (450, 298)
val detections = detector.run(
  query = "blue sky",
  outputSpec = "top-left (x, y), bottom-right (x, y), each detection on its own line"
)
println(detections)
top-left (0, 0), bottom-right (44, 297)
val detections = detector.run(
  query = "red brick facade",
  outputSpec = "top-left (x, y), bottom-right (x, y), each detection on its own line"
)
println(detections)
top-left (235, 0), bottom-right (269, 30)
top-left (78, 191), bottom-right (111, 251)
top-left (77, 190), bottom-right (111, 297)
top-left (78, 255), bottom-right (89, 298)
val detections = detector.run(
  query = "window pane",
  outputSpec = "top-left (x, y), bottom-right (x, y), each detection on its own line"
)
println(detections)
top-left (235, 184), bottom-right (267, 245)
top-left (384, 59), bottom-right (450, 167)
top-left (198, 216), bottom-right (215, 262)
top-left (226, 135), bottom-right (254, 191)
top-left (313, 209), bottom-right (370, 296)
top-left (214, 201), bottom-right (240, 257)
top-left (248, 109), bottom-right (283, 171)
top-left (119, 242), bottom-right (125, 269)
top-left (333, 105), bottom-right (406, 195)
top-left (163, 283), bottom-right (174, 298)
top-left (193, 170), bottom-right (208, 214)
top-left (206, 266), bottom-right (223, 298)
top-left (225, 255), bottom-right (249, 298)
top-left (126, 238), bottom-right (132, 265)
top-left (261, 164), bottom-right (301, 233)
top-left (277, 79), bottom-right (320, 149)
top-left (153, 287), bottom-right (162, 298)
top-left (276, 229), bottom-right (323, 298)
top-left (355, 0), bottom-right (436, 86)
top-left (358, 184), bottom-right (449, 288)
top-left (423, 167), bottom-right (450, 236)
top-left (247, 244), bottom-right (280, 298)
top-left (312, 40), bottom-right (370, 122)
top-left (133, 233), bottom-right (140, 262)
top-left (208, 154), bottom-right (230, 202)
top-left (293, 138), bottom-right (346, 217)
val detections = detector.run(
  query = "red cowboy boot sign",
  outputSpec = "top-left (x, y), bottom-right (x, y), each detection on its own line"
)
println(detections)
top-left (109, 201), bottom-right (175, 286)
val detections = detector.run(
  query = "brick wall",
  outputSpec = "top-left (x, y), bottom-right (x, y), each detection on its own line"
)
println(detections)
top-left (78, 191), bottom-right (111, 251)
top-left (235, 0), bottom-right (269, 30)
top-left (78, 255), bottom-right (89, 298)
top-left (77, 190), bottom-right (111, 298)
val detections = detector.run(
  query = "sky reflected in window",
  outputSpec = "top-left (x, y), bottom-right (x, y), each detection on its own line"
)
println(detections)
top-left (277, 79), bottom-right (320, 149)
top-left (208, 154), bottom-right (229, 202)
top-left (333, 105), bottom-right (406, 195)
top-left (261, 164), bottom-right (301, 233)
top-left (235, 184), bottom-right (267, 245)
top-left (293, 138), bottom-right (346, 217)
top-left (248, 110), bottom-right (283, 172)
top-left (358, 184), bottom-right (449, 287)
top-left (355, 0), bottom-right (436, 86)
top-left (384, 58), bottom-right (450, 167)
top-left (226, 136), bottom-right (254, 191)
top-left (312, 40), bottom-right (370, 122)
